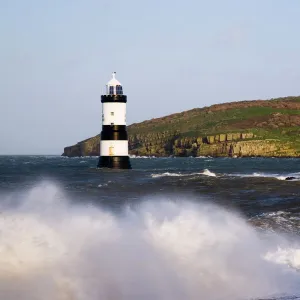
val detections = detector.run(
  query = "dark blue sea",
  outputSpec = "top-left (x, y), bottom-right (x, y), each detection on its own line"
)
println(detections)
top-left (0, 155), bottom-right (300, 300)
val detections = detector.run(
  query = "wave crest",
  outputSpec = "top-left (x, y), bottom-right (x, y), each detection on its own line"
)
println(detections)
top-left (151, 169), bottom-right (217, 178)
top-left (0, 182), bottom-right (299, 299)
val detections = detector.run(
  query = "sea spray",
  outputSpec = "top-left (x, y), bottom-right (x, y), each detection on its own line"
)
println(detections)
top-left (0, 181), bottom-right (299, 300)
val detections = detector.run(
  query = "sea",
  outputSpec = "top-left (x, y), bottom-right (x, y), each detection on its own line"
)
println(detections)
top-left (0, 155), bottom-right (300, 300)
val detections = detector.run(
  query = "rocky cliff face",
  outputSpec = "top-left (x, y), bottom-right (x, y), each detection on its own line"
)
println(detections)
top-left (63, 136), bottom-right (99, 157)
top-left (128, 132), bottom-right (299, 157)
top-left (62, 96), bottom-right (300, 158)
top-left (62, 131), bottom-right (299, 158)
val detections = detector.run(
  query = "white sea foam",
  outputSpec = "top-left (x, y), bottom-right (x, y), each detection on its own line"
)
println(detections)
top-left (250, 211), bottom-right (300, 234)
top-left (98, 183), bottom-right (108, 187)
top-left (264, 247), bottom-right (300, 270)
top-left (151, 172), bottom-right (183, 178)
top-left (230, 172), bottom-right (300, 181)
top-left (129, 155), bottom-right (156, 158)
top-left (0, 182), bottom-right (299, 299)
top-left (151, 169), bottom-right (217, 178)
top-left (202, 168), bottom-right (217, 177)
top-left (98, 180), bottom-right (112, 188)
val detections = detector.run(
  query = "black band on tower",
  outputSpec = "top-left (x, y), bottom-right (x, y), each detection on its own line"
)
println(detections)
top-left (101, 95), bottom-right (127, 103)
top-left (97, 156), bottom-right (131, 169)
top-left (102, 125), bottom-right (127, 131)
top-left (101, 129), bottom-right (128, 140)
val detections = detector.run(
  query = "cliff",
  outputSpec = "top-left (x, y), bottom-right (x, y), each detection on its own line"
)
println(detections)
top-left (62, 96), bottom-right (300, 158)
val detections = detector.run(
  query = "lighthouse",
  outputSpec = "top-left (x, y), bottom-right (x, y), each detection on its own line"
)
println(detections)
top-left (97, 72), bottom-right (132, 169)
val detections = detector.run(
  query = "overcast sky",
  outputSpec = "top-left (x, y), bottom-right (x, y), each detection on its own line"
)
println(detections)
top-left (1, 0), bottom-right (300, 154)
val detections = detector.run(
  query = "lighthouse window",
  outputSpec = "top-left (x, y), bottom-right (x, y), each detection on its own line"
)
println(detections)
top-left (109, 86), bottom-right (114, 95)
top-left (110, 112), bottom-right (114, 116)
top-left (116, 85), bottom-right (123, 95)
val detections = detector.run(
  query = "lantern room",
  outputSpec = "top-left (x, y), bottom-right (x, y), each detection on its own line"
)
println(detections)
top-left (106, 72), bottom-right (123, 95)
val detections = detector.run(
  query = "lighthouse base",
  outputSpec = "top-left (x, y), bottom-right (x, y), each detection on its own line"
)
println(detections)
top-left (97, 156), bottom-right (132, 169)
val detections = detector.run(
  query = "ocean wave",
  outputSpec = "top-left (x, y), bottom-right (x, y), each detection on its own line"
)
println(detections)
top-left (151, 172), bottom-right (183, 178)
top-left (61, 156), bottom-right (96, 159)
top-left (202, 168), bottom-right (217, 177)
top-left (264, 247), bottom-right (300, 271)
top-left (129, 155), bottom-right (156, 158)
top-left (230, 172), bottom-right (300, 181)
top-left (0, 182), bottom-right (299, 299)
top-left (0, 183), bottom-right (299, 299)
top-left (98, 180), bottom-right (112, 188)
top-left (151, 169), bottom-right (217, 178)
top-left (250, 211), bottom-right (300, 234)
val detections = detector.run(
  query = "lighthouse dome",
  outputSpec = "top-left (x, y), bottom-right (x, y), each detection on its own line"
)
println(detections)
top-left (106, 72), bottom-right (123, 95)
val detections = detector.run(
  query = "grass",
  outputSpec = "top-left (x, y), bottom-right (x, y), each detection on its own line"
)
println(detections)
top-left (128, 106), bottom-right (300, 137)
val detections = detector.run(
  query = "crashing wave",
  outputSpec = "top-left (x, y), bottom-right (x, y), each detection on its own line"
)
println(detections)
top-left (0, 182), bottom-right (299, 299)
top-left (202, 168), bottom-right (217, 177)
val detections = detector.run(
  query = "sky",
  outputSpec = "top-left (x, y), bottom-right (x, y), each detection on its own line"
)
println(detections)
top-left (0, 0), bottom-right (300, 155)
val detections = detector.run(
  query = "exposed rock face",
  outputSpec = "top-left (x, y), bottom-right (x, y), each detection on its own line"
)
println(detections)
top-left (62, 96), bottom-right (300, 158)
top-left (197, 139), bottom-right (297, 157)
top-left (62, 131), bottom-right (299, 158)
top-left (128, 132), bottom-right (298, 157)
top-left (63, 136), bottom-right (99, 157)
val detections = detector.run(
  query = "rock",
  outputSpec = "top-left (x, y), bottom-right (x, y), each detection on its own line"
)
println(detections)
top-left (207, 136), bottom-right (215, 144)
top-left (192, 143), bottom-right (198, 149)
top-left (241, 132), bottom-right (254, 139)
top-left (285, 176), bottom-right (296, 181)
top-left (219, 134), bottom-right (226, 142)
top-left (62, 135), bottom-right (99, 157)
top-left (227, 134), bottom-right (232, 141)
top-left (232, 133), bottom-right (241, 140)
top-left (63, 144), bottom-right (81, 157)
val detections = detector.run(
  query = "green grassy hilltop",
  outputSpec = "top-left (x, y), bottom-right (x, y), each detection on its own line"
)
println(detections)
top-left (62, 96), bottom-right (300, 157)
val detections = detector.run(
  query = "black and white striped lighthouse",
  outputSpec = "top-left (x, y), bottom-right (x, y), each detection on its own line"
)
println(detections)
top-left (97, 72), bottom-right (132, 169)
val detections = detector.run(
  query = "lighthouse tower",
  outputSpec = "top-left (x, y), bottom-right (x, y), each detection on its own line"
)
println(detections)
top-left (97, 72), bottom-right (132, 169)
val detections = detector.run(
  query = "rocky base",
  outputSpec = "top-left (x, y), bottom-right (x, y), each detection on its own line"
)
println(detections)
top-left (97, 156), bottom-right (132, 169)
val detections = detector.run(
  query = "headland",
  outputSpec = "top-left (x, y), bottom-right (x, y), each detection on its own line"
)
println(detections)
top-left (62, 96), bottom-right (300, 158)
